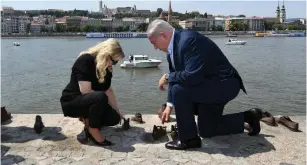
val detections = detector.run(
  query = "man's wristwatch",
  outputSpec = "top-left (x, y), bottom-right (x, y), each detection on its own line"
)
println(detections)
top-left (165, 73), bottom-right (169, 80)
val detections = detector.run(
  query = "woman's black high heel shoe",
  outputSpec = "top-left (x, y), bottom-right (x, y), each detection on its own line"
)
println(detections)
top-left (85, 129), bottom-right (114, 146)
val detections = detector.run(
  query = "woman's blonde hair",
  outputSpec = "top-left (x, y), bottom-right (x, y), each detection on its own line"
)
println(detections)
top-left (79, 38), bottom-right (125, 83)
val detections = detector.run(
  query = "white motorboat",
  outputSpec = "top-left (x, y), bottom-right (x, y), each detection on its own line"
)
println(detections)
top-left (225, 39), bottom-right (247, 45)
top-left (120, 54), bottom-right (162, 68)
top-left (13, 42), bottom-right (20, 46)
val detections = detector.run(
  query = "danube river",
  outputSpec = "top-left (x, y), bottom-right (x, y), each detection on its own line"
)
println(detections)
top-left (1, 36), bottom-right (306, 115)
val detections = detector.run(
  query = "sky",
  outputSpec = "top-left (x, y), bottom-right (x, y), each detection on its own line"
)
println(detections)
top-left (1, 0), bottom-right (306, 18)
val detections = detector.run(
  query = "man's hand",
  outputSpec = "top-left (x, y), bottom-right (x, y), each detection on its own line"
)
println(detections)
top-left (161, 106), bottom-right (173, 124)
top-left (158, 74), bottom-right (168, 91)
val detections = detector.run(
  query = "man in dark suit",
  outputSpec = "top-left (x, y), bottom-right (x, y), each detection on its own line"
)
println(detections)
top-left (146, 19), bottom-right (264, 150)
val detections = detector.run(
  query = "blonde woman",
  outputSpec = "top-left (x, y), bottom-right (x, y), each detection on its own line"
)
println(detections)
top-left (60, 38), bottom-right (125, 146)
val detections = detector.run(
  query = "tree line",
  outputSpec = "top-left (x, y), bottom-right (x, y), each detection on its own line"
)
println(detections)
top-left (228, 20), bottom-right (306, 31)
top-left (264, 21), bottom-right (306, 30)
top-left (21, 7), bottom-right (229, 21)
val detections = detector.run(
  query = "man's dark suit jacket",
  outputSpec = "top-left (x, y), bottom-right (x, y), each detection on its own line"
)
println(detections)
top-left (166, 29), bottom-right (246, 105)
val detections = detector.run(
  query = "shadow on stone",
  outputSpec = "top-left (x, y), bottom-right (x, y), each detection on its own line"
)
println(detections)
top-left (189, 133), bottom-right (276, 158)
top-left (279, 163), bottom-right (295, 165)
top-left (1, 154), bottom-right (25, 165)
top-left (1, 145), bottom-right (10, 157)
top-left (1, 126), bottom-right (67, 143)
top-left (78, 125), bottom-right (152, 152)
top-left (1, 145), bottom-right (26, 165)
top-left (139, 132), bottom-right (170, 144)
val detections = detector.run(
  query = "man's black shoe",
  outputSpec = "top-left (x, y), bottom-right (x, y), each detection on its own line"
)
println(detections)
top-left (165, 136), bottom-right (201, 150)
top-left (244, 108), bottom-right (264, 136)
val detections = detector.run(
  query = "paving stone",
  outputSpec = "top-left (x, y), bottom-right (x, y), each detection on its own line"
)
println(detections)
top-left (1, 114), bottom-right (305, 165)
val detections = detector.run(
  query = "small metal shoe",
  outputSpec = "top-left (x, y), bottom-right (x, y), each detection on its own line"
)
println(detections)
top-left (170, 124), bottom-right (178, 140)
top-left (1, 106), bottom-right (12, 123)
top-left (261, 111), bottom-right (277, 126)
top-left (152, 125), bottom-right (167, 140)
top-left (277, 116), bottom-right (299, 132)
top-left (122, 118), bottom-right (131, 130)
top-left (131, 113), bottom-right (145, 124)
top-left (34, 115), bottom-right (45, 134)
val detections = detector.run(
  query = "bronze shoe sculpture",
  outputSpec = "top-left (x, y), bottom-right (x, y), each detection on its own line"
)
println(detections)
top-left (1, 106), bottom-right (12, 124)
top-left (131, 113), bottom-right (145, 124)
top-left (260, 111), bottom-right (277, 126)
top-left (34, 115), bottom-right (45, 134)
top-left (122, 118), bottom-right (131, 130)
top-left (276, 116), bottom-right (299, 132)
top-left (152, 125), bottom-right (167, 140)
top-left (170, 124), bottom-right (178, 140)
top-left (157, 103), bottom-right (167, 119)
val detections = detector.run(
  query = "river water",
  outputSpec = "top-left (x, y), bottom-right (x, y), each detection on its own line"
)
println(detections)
top-left (1, 36), bottom-right (306, 115)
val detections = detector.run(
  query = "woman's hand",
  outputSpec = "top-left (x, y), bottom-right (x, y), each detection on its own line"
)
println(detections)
top-left (117, 111), bottom-right (125, 124)
top-left (118, 111), bottom-right (125, 119)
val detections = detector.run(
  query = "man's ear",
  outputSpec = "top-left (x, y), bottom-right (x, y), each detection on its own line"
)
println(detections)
top-left (159, 32), bottom-right (166, 38)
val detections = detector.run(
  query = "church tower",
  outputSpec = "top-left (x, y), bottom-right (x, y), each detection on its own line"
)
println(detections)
top-left (99, 0), bottom-right (103, 13)
top-left (167, 0), bottom-right (172, 23)
top-left (280, 0), bottom-right (286, 23)
top-left (276, 0), bottom-right (280, 20)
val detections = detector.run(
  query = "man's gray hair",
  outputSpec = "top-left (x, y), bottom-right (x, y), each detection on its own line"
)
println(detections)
top-left (146, 19), bottom-right (174, 37)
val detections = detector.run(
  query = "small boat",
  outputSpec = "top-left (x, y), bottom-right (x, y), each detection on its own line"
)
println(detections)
top-left (225, 39), bottom-right (247, 45)
top-left (13, 42), bottom-right (20, 46)
top-left (120, 54), bottom-right (162, 68)
top-left (225, 33), bottom-right (237, 37)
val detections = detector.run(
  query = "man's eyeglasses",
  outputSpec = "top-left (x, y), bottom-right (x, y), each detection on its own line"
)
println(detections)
top-left (111, 58), bottom-right (118, 65)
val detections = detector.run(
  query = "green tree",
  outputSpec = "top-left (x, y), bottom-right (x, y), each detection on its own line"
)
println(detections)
top-left (204, 12), bottom-right (208, 18)
top-left (287, 24), bottom-right (297, 30)
top-left (40, 27), bottom-right (46, 33)
top-left (137, 23), bottom-right (149, 32)
top-left (272, 23), bottom-right (285, 30)
top-left (264, 21), bottom-right (274, 30)
top-left (114, 13), bottom-right (124, 19)
top-left (82, 25), bottom-right (95, 32)
top-left (123, 26), bottom-right (130, 31)
top-left (229, 21), bottom-right (248, 31)
top-left (115, 26), bottom-right (124, 32)
top-left (172, 23), bottom-right (183, 29)
top-left (229, 21), bottom-right (239, 31)
top-left (243, 23), bottom-right (249, 31)
top-left (96, 25), bottom-right (107, 32)
top-left (156, 8), bottom-right (163, 17)
top-left (216, 25), bottom-right (224, 31)
top-left (210, 25), bottom-right (216, 31)
top-left (55, 23), bottom-right (66, 32)
top-left (26, 23), bottom-right (31, 33)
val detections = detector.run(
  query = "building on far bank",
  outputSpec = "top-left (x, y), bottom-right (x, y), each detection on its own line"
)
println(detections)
top-left (80, 17), bottom-right (148, 31)
top-left (66, 16), bottom-right (82, 29)
top-left (225, 16), bottom-right (264, 31)
top-left (30, 23), bottom-right (43, 33)
top-left (1, 16), bottom-right (30, 34)
top-left (186, 18), bottom-right (209, 31)
top-left (285, 18), bottom-right (306, 25)
top-left (1, 6), bottom-right (14, 16)
top-left (214, 17), bottom-right (226, 30)
top-left (1, 18), bottom-right (12, 34)
top-left (179, 20), bottom-right (192, 29)
top-left (264, 17), bottom-right (280, 23)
